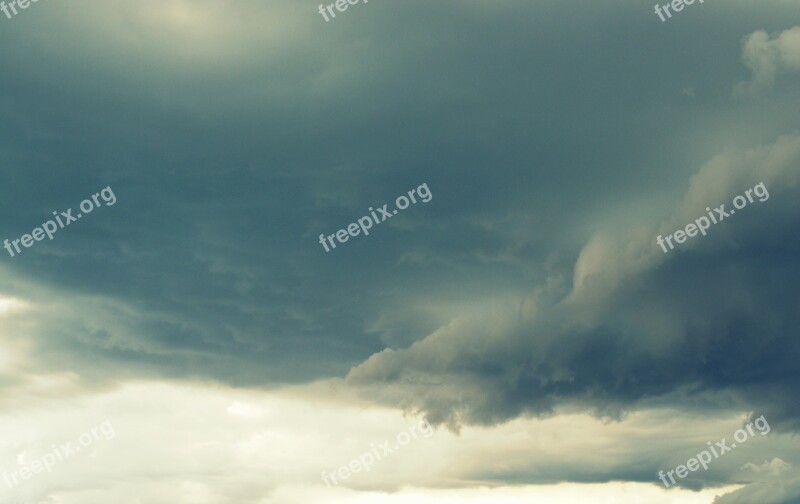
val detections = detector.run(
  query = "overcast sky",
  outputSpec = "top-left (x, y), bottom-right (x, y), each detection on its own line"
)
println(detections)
top-left (0, 0), bottom-right (799, 503)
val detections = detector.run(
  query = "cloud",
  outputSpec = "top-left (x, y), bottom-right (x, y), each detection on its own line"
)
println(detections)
top-left (740, 458), bottom-right (791, 475)
top-left (0, 380), bottom-right (750, 503)
top-left (347, 132), bottom-right (800, 435)
top-left (0, 0), bottom-right (798, 501)
top-left (713, 468), bottom-right (800, 504)
top-left (735, 26), bottom-right (800, 96)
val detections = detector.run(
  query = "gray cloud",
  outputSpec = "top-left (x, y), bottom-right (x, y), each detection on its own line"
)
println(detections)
top-left (1, 1), bottom-right (800, 499)
top-left (348, 132), bottom-right (800, 440)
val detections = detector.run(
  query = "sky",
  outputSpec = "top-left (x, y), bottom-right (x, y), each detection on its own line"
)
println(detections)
top-left (0, 0), bottom-right (799, 502)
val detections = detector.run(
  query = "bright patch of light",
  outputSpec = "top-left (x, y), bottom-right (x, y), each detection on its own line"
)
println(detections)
top-left (0, 297), bottom-right (29, 316)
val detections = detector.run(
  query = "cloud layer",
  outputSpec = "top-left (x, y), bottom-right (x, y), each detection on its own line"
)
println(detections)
top-left (0, 1), bottom-right (799, 502)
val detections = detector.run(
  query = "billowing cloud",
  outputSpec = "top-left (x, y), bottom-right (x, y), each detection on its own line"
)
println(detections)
top-left (1, 1), bottom-right (799, 502)
top-left (735, 26), bottom-right (800, 96)
top-left (713, 471), bottom-right (800, 504)
top-left (348, 132), bottom-right (800, 441)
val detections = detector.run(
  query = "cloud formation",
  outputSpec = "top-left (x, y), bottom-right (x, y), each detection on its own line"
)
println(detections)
top-left (1, 0), bottom-right (800, 502)
top-left (348, 132), bottom-right (800, 438)
top-left (735, 26), bottom-right (800, 96)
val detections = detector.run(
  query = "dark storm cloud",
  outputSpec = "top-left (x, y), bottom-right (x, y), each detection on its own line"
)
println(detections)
top-left (0, 0), bottom-right (799, 500)
top-left (0, 0), bottom-right (796, 433)
top-left (343, 132), bottom-right (800, 500)
top-left (347, 131), bottom-right (800, 425)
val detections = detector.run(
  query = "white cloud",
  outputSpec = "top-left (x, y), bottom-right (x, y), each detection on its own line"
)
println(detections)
top-left (0, 380), bottom-right (768, 504)
top-left (735, 26), bottom-right (800, 96)
top-left (741, 458), bottom-right (791, 475)
top-left (259, 483), bottom-right (740, 504)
